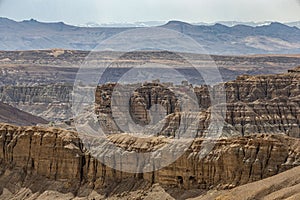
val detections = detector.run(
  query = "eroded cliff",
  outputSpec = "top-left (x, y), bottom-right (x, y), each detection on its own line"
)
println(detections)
top-left (0, 123), bottom-right (299, 195)
top-left (94, 66), bottom-right (300, 138)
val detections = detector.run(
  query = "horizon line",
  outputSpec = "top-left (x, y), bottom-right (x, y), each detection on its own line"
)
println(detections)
top-left (1, 17), bottom-right (300, 28)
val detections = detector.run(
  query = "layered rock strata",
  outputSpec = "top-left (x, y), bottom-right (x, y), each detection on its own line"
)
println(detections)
top-left (0, 84), bottom-right (72, 121)
top-left (0, 123), bottom-right (299, 192)
top-left (95, 66), bottom-right (300, 137)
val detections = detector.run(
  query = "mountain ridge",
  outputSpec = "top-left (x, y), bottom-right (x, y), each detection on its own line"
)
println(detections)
top-left (1, 17), bottom-right (299, 29)
top-left (0, 18), bottom-right (299, 54)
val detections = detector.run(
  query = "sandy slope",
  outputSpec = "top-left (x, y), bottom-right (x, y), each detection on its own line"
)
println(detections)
top-left (192, 165), bottom-right (300, 200)
top-left (0, 102), bottom-right (48, 126)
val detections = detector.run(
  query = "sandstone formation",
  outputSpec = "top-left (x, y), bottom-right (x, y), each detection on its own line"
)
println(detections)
top-left (0, 123), bottom-right (299, 197)
top-left (0, 84), bottom-right (72, 121)
top-left (222, 66), bottom-right (300, 137)
top-left (94, 66), bottom-right (300, 138)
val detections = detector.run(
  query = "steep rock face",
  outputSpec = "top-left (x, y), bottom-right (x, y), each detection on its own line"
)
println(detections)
top-left (0, 84), bottom-right (72, 121)
top-left (0, 124), bottom-right (82, 184)
top-left (160, 134), bottom-right (300, 189)
top-left (0, 84), bottom-right (71, 103)
top-left (95, 67), bottom-right (300, 137)
top-left (221, 66), bottom-right (300, 137)
top-left (95, 83), bottom-right (180, 127)
top-left (225, 66), bottom-right (300, 103)
top-left (0, 123), bottom-right (299, 191)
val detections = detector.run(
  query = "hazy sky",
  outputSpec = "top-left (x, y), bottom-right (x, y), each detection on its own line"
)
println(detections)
top-left (0, 0), bottom-right (299, 25)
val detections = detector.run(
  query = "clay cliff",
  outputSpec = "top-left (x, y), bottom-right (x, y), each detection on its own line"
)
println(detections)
top-left (0, 84), bottom-right (72, 121)
top-left (95, 66), bottom-right (300, 138)
top-left (0, 123), bottom-right (299, 196)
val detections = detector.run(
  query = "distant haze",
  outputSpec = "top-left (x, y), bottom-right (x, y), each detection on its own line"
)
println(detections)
top-left (1, 18), bottom-right (299, 54)
top-left (0, 0), bottom-right (299, 25)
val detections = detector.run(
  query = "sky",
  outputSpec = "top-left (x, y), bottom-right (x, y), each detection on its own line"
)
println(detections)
top-left (0, 0), bottom-right (299, 25)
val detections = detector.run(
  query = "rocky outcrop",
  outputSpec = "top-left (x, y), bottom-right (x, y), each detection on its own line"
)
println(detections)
top-left (0, 124), bottom-right (82, 180)
top-left (0, 84), bottom-right (72, 121)
top-left (0, 123), bottom-right (299, 193)
top-left (0, 84), bottom-right (71, 103)
top-left (221, 66), bottom-right (300, 137)
top-left (95, 83), bottom-right (180, 126)
top-left (95, 66), bottom-right (300, 138)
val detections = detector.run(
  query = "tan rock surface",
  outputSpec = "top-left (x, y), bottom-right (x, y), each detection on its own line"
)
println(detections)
top-left (0, 123), bottom-right (299, 199)
top-left (95, 66), bottom-right (300, 137)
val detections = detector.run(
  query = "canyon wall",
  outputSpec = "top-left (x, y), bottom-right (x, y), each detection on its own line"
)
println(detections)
top-left (0, 123), bottom-right (299, 191)
top-left (0, 84), bottom-right (72, 121)
top-left (0, 66), bottom-right (299, 138)
top-left (95, 66), bottom-right (300, 137)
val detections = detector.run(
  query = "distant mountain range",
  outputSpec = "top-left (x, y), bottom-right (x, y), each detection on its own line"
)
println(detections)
top-left (0, 18), bottom-right (299, 55)
top-left (80, 21), bottom-right (166, 28)
top-left (80, 21), bottom-right (300, 28)
top-left (194, 21), bottom-right (300, 28)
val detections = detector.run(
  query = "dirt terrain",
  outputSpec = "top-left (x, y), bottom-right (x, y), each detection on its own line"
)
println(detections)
top-left (0, 50), bottom-right (299, 85)
top-left (0, 102), bottom-right (47, 126)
